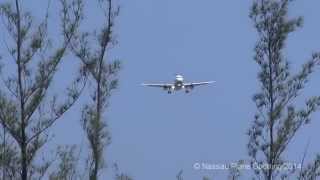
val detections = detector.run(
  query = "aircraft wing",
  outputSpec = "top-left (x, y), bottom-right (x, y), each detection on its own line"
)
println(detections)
top-left (142, 83), bottom-right (173, 89)
top-left (184, 81), bottom-right (215, 87)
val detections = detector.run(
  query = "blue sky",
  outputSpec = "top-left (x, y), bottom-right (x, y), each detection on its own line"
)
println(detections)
top-left (1, 0), bottom-right (320, 179)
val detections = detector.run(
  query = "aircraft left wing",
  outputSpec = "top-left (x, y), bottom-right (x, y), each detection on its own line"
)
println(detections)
top-left (141, 83), bottom-right (173, 89)
top-left (184, 81), bottom-right (215, 88)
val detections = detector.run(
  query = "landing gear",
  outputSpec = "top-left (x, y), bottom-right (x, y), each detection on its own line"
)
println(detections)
top-left (167, 86), bottom-right (174, 94)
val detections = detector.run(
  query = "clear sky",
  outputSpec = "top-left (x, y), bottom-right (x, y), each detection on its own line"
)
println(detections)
top-left (1, 0), bottom-right (320, 179)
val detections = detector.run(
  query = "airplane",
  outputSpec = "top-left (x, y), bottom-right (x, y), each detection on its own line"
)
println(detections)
top-left (142, 74), bottom-right (215, 94)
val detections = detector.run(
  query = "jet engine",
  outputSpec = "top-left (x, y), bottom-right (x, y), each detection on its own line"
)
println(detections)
top-left (185, 85), bottom-right (194, 93)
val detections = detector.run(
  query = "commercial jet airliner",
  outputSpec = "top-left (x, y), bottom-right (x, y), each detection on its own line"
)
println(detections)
top-left (142, 74), bottom-right (215, 94)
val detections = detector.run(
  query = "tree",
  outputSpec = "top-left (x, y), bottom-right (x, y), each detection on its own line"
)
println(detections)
top-left (299, 155), bottom-right (320, 180)
top-left (0, 126), bottom-right (19, 179)
top-left (49, 145), bottom-right (79, 180)
top-left (71, 0), bottom-right (120, 179)
top-left (113, 163), bottom-right (133, 180)
top-left (0, 0), bottom-right (84, 179)
top-left (248, 0), bottom-right (320, 179)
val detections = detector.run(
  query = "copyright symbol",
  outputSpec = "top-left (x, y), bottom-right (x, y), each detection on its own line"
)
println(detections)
top-left (193, 163), bottom-right (201, 170)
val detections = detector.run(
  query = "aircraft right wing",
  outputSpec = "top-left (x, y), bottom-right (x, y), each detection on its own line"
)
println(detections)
top-left (141, 83), bottom-right (173, 89)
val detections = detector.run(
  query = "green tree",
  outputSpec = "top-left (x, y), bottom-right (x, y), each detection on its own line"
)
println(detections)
top-left (299, 155), bottom-right (320, 180)
top-left (0, 126), bottom-right (19, 179)
top-left (113, 163), bottom-right (133, 180)
top-left (49, 145), bottom-right (79, 180)
top-left (0, 0), bottom-right (84, 179)
top-left (248, 0), bottom-right (320, 179)
top-left (71, 0), bottom-right (120, 179)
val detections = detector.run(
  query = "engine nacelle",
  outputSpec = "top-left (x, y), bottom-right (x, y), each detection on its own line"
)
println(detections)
top-left (185, 85), bottom-right (193, 93)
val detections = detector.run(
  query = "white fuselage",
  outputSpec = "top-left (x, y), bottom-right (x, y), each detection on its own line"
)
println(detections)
top-left (173, 75), bottom-right (184, 90)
